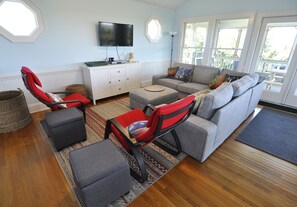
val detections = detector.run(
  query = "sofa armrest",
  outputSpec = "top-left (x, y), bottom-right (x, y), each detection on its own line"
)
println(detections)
top-left (162, 115), bottom-right (217, 162)
top-left (152, 73), bottom-right (167, 85)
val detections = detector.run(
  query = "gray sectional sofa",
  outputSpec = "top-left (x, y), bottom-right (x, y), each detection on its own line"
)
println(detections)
top-left (153, 63), bottom-right (264, 162)
top-left (153, 63), bottom-right (221, 98)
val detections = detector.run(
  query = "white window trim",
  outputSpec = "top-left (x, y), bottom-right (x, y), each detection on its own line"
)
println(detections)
top-left (0, 0), bottom-right (44, 43)
top-left (145, 16), bottom-right (162, 43)
top-left (178, 12), bottom-right (255, 72)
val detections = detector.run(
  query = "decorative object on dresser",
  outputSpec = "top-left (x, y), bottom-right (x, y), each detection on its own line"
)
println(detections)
top-left (82, 62), bottom-right (140, 105)
top-left (0, 89), bottom-right (32, 133)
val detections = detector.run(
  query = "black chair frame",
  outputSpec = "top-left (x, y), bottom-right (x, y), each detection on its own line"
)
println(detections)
top-left (104, 101), bottom-right (195, 183)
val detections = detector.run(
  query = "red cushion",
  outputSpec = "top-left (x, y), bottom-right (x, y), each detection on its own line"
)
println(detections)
top-left (136, 95), bottom-right (195, 142)
top-left (21, 66), bottom-right (42, 87)
top-left (111, 96), bottom-right (195, 150)
top-left (112, 108), bottom-right (149, 150)
top-left (63, 93), bottom-right (90, 108)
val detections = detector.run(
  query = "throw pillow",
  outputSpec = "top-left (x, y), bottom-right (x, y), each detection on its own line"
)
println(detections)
top-left (126, 120), bottom-right (149, 138)
top-left (174, 68), bottom-right (193, 82)
top-left (209, 75), bottom-right (226, 89)
top-left (167, 66), bottom-right (179, 78)
top-left (46, 92), bottom-right (67, 108)
top-left (225, 74), bottom-right (242, 82)
top-left (193, 89), bottom-right (210, 113)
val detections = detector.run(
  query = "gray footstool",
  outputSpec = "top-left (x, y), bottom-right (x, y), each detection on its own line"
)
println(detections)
top-left (44, 108), bottom-right (86, 151)
top-left (129, 86), bottom-right (179, 110)
top-left (69, 139), bottom-right (130, 207)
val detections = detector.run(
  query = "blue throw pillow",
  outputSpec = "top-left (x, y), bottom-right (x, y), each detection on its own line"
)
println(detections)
top-left (174, 68), bottom-right (192, 82)
top-left (126, 120), bottom-right (149, 137)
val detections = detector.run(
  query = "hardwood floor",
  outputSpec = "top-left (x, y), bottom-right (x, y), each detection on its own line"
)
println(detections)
top-left (0, 110), bottom-right (78, 207)
top-left (1, 101), bottom-right (297, 207)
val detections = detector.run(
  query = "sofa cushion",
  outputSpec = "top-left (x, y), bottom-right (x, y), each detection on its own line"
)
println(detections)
top-left (221, 69), bottom-right (248, 77)
top-left (248, 73), bottom-right (259, 87)
top-left (197, 83), bottom-right (234, 120)
top-left (177, 82), bottom-right (209, 94)
top-left (232, 75), bottom-right (253, 97)
top-left (158, 78), bottom-right (184, 89)
top-left (192, 65), bottom-right (220, 85)
top-left (173, 62), bottom-right (195, 70)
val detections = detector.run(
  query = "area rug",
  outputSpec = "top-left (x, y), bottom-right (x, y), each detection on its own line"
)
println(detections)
top-left (51, 97), bottom-right (186, 206)
top-left (236, 107), bottom-right (297, 164)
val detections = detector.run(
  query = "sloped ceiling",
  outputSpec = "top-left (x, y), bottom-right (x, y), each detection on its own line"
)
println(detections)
top-left (133, 0), bottom-right (187, 9)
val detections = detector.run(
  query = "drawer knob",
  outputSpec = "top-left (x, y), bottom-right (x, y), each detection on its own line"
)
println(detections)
top-left (119, 88), bottom-right (121, 90)
top-left (118, 80), bottom-right (120, 82)
top-left (109, 81), bottom-right (111, 83)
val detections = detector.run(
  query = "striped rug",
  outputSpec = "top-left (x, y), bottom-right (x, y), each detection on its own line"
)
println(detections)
top-left (53, 97), bottom-right (186, 207)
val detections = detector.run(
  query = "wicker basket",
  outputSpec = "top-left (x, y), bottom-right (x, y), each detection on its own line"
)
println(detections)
top-left (66, 84), bottom-right (89, 98)
top-left (0, 90), bottom-right (32, 133)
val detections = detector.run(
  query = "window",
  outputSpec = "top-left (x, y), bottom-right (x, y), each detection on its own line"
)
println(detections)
top-left (182, 22), bottom-right (208, 65)
top-left (146, 17), bottom-right (162, 43)
top-left (211, 19), bottom-right (249, 70)
top-left (180, 15), bottom-right (252, 71)
top-left (0, 0), bottom-right (44, 42)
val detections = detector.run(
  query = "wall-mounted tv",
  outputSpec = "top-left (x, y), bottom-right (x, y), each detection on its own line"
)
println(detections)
top-left (98, 21), bottom-right (133, 46)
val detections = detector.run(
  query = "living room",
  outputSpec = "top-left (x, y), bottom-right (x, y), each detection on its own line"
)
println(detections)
top-left (1, 0), bottom-right (297, 206)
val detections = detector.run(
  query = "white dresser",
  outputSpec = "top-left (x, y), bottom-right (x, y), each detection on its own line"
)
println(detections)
top-left (81, 63), bottom-right (141, 105)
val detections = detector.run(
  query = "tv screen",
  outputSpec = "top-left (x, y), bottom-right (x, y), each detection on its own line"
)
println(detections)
top-left (98, 21), bottom-right (133, 46)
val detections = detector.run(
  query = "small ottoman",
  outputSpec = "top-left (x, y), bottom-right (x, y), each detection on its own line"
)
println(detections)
top-left (129, 86), bottom-right (179, 110)
top-left (69, 139), bottom-right (130, 207)
top-left (44, 108), bottom-right (87, 151)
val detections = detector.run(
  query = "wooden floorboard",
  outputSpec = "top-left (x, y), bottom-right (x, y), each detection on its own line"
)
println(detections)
top-left (1, 99), bottom-right (297, 207)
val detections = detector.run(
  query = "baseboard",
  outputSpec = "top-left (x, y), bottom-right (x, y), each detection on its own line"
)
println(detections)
top-left (259, 101), bottom-right (297, 114)
top-left (28, 103), bottom-right (49, 113)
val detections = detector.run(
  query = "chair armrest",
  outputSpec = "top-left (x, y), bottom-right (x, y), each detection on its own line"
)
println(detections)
top-left (152, 73), bottom-right (168, 85)
top-left (49, 99), bottom-right (84, 106)
top-left (108, 118), bottom-right (137, 144)
top-left (52, 91), bottom-right (71, 95)
top-left (143, 104), bottom-right (156, 114)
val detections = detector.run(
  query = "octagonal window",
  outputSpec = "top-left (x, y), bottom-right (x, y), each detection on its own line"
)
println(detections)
top-left (146, 17), bottom-right (162, 43)
top-left (0, 0), bottom-right (44, 42)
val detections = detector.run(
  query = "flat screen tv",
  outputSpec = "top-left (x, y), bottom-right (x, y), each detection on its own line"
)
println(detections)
top-left (98, 21), bottom-right (133, 46)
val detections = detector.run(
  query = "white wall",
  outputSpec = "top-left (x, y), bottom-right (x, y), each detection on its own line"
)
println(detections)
top-left (0, 0), bottom-right (174, 74)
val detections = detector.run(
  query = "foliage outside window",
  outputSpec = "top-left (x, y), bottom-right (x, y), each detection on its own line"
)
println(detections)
top-left (182, 22), bottom-right (208, 65)
top-left (211, 19), bottom-right (249, 70)
top-left (0, 0), bottom-right (44, 42)
top-left (146, 17), bottom-right (162, 43)
top-left (256, 24), bottom-right (297, 74)
top-left (181, 18), bottom-right (250, 71)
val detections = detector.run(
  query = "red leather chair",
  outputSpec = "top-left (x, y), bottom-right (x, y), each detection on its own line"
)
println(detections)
top-left (21, 66), bottom-right (90, 119)
top-left (104, 95), bottom-right (195, 183)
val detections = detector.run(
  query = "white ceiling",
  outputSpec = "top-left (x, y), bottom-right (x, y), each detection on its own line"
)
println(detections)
top-left (133, 0), bottom-right (187, 9)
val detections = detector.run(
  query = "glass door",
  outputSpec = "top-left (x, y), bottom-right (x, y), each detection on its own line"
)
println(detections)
top-left (251, 16), bottom-right (297, 104)
top-left (284, 67), bottom-right (297, 107)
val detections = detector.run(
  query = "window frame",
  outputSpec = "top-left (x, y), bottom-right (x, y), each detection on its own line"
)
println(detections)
top-left (0, 0), bottom-right (44, 43)
top-left (145, 16), bottom-right (162, 43)
top-left (179, 12), bottom-right (255, 72)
